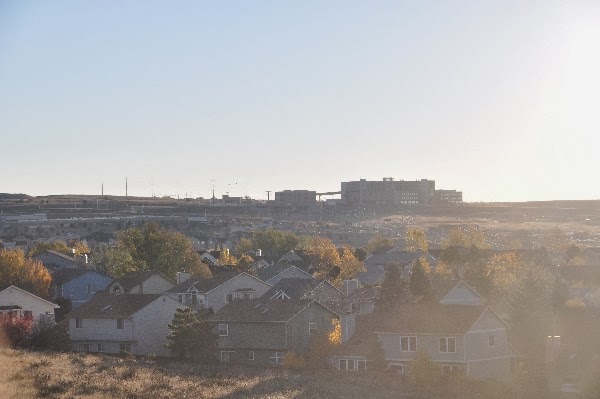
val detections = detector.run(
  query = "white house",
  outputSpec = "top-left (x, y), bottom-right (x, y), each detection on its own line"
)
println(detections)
top-left (0, 285), bottom-right (58, 323)
top-left (68, 293), bottom-right (184, 356)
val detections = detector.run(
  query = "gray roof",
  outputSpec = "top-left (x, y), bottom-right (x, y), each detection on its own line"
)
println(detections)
top-left (67, 293), bottom-right (162, 318)
top-left (168, 270), bottom-right (241, 294)
top-left (211, 299), bottom-right (327, 323)
top-left (263, 278), bottom-right (332, 300)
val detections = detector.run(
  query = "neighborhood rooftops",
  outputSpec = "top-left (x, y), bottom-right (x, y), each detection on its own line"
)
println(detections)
top-left (67, 293), bottom-right (162, 318)
top-left (167, 270), bottom-right (242, 293)
top-left (110, 270), bottom-right (173, 292)
top-left (263, 278), bottom-right (337, 300)
top-left (211, 298), bottom-right (320, 323)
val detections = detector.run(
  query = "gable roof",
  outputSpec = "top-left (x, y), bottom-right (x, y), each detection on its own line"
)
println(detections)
top-left (110, 271), bottom-right (173, 292)
top-left (437, 280), bottom-right (485, 304)
top-left (0, 285), bottom-right (59, 308)
top-left (51, 268), bottom-right (109, 287)
top-left (43, 250), bottom-right (76, 262)
top-left (67, 293), bottom-right (162, 318)
top-left (168, 270), bottom-right (243, 293)
top-left (367, 304), bottom-right (490, 335)
top-left (263, 278), bottom-right (337, 300)
top-left (211, 299), bottom-right (332, 323)
top-left (263, 265), bottom-right (314, 284)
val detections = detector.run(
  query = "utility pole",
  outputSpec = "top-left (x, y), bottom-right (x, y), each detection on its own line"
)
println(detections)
top-left (125, 177), bottom-right (128, 197)
top-left (101, 181), bottom-right (104, 196)
top-left (265, 191), bottom-right (272, 201)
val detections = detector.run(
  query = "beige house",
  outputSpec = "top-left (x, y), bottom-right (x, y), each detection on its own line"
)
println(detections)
top-left (106, 271), bottom-right (175, 295)
top-left (0, 285), bottom-right (58, 323)
top-left (68, 293), bottom-right (184, 356)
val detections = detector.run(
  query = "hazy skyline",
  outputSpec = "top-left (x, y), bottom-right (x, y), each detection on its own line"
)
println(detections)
top-left (1, 1), bottom-right (599, 202)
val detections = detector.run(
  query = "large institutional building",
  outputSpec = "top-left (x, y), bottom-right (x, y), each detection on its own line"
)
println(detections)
top-left (341, 178), bottom-right (462, 206)
top-left (274, 190), bottom-right (317, 206)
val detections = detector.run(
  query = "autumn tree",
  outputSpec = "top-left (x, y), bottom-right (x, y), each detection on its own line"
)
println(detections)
top-left (486, 252), bottom-right (523, 299)
top-left (305, 237), bottom-right (341, 279)
top-left (72, 240), bottom-right (90, 256)
top-left (409, 258), bottom-right (431, 301)
top-left (306, 318), bottom-right (340, 368)
top-left (404, 229), bottom-right (428, 253)
top-left (165, 308), bottom-right (217, 362)
top-left (218, 249), bottom-right (238, 266)
top-left (365, 235), bottom-right (395, 254)
top-left (443, 227), bottom-right (489, 249)
top-left (28, 241), bottom-right (70, 258)
top-left (236, 254), bottom-right (255, 273)
top-left (0, 249), bottom-right (52, 297)
top-left (336, 246), bottom-right (365, 283)
top-left (98, 223), bottom-right (211, 280)
top-left (235, 238), bottom-right (253, 256)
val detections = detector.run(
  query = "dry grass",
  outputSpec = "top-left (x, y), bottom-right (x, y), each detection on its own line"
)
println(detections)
top-left (0, 350), bottom-right (520, 399)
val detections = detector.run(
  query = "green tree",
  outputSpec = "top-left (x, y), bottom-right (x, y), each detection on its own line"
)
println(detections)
top-left (251, 229), bottom-right (302, 261)
top-left (404, 229), bottom-right (428, 253)
top-left (409, 259), bottom-right (431, 301)
top-left (108, 223), bottom-right (211, 280)
top-left (369, 334), bottom-right (388, 372)
top-left (365, 235), bottom-right (394, 254)
top-left (407, 350), bottom-right (441, 397)
top-left (165, 308), bottom-right (217, 362)
top-left (0, 249), bottom-right (52, 297)
top-left (235, 238), bottom-right (253, 256)
top-left (376, 263), bottom-right (411, 311)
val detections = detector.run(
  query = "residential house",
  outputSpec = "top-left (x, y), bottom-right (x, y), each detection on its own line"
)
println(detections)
top-left (0, 285), bottom-right (58, 323)
top-left (260, 265), bottom-right (314, 286)
top-left (334, 281), bottom-right (512, 379)
top-left (106, 271), bottom-right (175, 295)
top-left (34, 250), bottom-right (77, 271)
top-left (51, 269), bottom-right (113, 307)
top-left (68, 293), bottom-right (184, 356)
top-left (167, 270), bottom-right (271, 312)
top-left (211, 298), bottom-right (339, 366)
top-left (358, 251), bottom-right (436, 285)
top-left (263, 278), bottom-right (343, 311)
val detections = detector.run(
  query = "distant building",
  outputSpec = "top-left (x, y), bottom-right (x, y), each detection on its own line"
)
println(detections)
top-left (274, 190), bottom-right (317, 206)
top-left (341, 178), bottom-right (435, 206)
top-left (434, 189), bottom-right (463, 205)
top-left (222, 195), bottom-right (243, 204)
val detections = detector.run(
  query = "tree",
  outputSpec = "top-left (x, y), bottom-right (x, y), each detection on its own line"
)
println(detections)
top-left (404, 229), bottom-right (428, 253)
top-left (28, 241), bottom-right (70, 258)
top-left (0, 315), bottom-right (33, 348)
top-left (407, 350), bottom-right (441, 397)
top-left (376, 263), bottom-right (410, 311)
top-left (236, 254), bottom-right (255, 273)
top-left (365, 235), bottom-right (394, 254)
top-left (218, 249), bottom-right (237, 266)
top-left (305, 237), bottom-right (341, 279)
top-left (165, 308), bottom-right (217, 362)
top-left (235, 238), bottom-right (253, 256)
top-left (486, 252), bottom-right (523, 299)
top-left (91, 244), bottom-right (137, 278)
top-left (101, 223), bottom-right (211, 280)
top-left (409, 259), bottom-right (431, 301)
top-left (306, 318), bottom-right (340, 368)
top-left (251, 229), bottom-right (302, 261)
top-left (53, 297), bottom-right (72, 322)
top-left (369, 334), bottom-right (388, 372)
top-left (443, 227), bottom-right (489, 249)
top-left (0, 249), bottom-right (52, 297)
top-left (30, 319), bottom-right (71, 352)
top-left (336, 246), bottom-right (365, 283)
top-left (72, 240), bottom-right (90, 256)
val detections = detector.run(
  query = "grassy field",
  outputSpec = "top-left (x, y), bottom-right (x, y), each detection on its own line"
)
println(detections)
top-left (0, 349), bottom-right (524, 399)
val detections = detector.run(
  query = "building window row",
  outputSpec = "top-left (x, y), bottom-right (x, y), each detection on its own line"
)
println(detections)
top-left (339, 359), bottom-right (367, 371)
top-left (439, 337), bottom-right (456, 353)
top-left (400, 336), bottom-right (417, 352)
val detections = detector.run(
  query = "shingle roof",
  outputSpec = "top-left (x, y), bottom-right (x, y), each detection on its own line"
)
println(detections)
top-left (168, 270), bottom-right (241, 293)
top-left (112, 271), bottom-right (173, 292)
top-left (51, 268), bottom-right (105, 287)
top-left (67, 293), bottom-right (162, 318)
top-left (263, 278), bottom-right (329, 300)
top-left (45, 250), bottom-right (76, 262)
top-left (368, 304), bottom-right (488, 335)
top-left (210, 298), bottom-right (318, 322)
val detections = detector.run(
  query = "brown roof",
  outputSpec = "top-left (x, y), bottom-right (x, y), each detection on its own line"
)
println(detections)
top-left (365, 304), bottom-right (488, 335)
top-left (210, 299), bottom-right (328, 323)
top-left (67, 293), bottom-right (162, 318)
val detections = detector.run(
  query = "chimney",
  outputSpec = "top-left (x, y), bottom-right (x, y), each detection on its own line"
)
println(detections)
top-left (545, 335), bottom-right (561, 364)
top-left (343, 279), bottom-right (360, 296)
top-left (177, 271), bottom-right (191, 285)
top-left (256, 249), bottom-right (262, 257)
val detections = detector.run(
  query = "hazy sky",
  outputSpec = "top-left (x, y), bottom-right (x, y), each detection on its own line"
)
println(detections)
top-left (1, 1), bottom-right (599, 201)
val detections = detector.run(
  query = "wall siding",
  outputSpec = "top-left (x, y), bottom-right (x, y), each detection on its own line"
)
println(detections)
top-left (206, 274), bottom-right (271, 312)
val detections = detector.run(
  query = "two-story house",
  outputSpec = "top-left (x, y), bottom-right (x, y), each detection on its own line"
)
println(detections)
top-left (211, 298), bottom-right (339, 366)
top-left (105, 271), bottom-right (175, 294)
top-left (67, 292), bottom-right (184, 356)
top-left (334, 281), bottom-right (512, 379)
top-left (167, 270), bottom-right (271, 312)
top-left (51, 269), bottom-right (113, 307)
top-left (0, 285), bottom-right (59, 323)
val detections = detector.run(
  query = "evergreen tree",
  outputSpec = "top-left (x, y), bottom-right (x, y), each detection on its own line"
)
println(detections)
top-left (369, 333), bottom-right (388, 372)
top-left (165, 308), bottom-right (217, 362)
top-left (409, 259), bottom-right (431, 301)
top-left (376, 264), bottom-right (410, 311)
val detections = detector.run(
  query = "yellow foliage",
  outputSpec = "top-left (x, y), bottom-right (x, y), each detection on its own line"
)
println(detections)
top-left (0, 249), bottom-right (51, 297)
top-left (283, 352), bottom-right (306, 369)
top-left (486, 252), bottom-right (523, 295)
top-left (329, 318), bottom-right (342, 346)
top-left (404, 229), bottom-right (428, 253)
top-left (72, 241), bottom-right (90, 256)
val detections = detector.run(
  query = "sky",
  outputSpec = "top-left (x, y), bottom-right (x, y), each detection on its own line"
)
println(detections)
top-left (1, 1), bottom-right (599, 202)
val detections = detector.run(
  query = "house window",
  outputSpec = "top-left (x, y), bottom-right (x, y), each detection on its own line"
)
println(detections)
top-left (400, 336), bottom-right (417, 352)
top-left (388, 364), bottom-right (404, 374)
top-left (87, 284), bottom-right (95, 294)
top-left (23, 311), bottom-right (33, 318)
top-left (309, 323), bottom-right (317, 335)
top-left (243, 292), bottom-right (254, 300)
top-left (117, 319), bottom-right (124, 329)
top-left (270, 352), bottom-right (284, 364)
top-left (248, 350), bottom-right (255, 360)
top-left (220, 351), bottom-right (235, 362)
top-left (119, 343), bottom-right (131, 353)
top-left (79, 344), bottom-right (90, 353)
top-left (339, 359), bottom-right (351, 370)
top-left (76, 318), bottom-right (83, 328)
top-left (357, 360), bottom-right (367, 371)
top-left (442, 365), bottom-right (461, 375)
top-left (488, 335), bottom-right (495, 347)
top-left (225, 293), bottom-right (233, 303)
top-left (97, 343), bottom-right (104, 352)
top-left (439, 337), bottom-right (456, 353)
top-left (178, 294), bottom-right (183, 303)
top-left (218, 324), bottom-right (228, 336)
